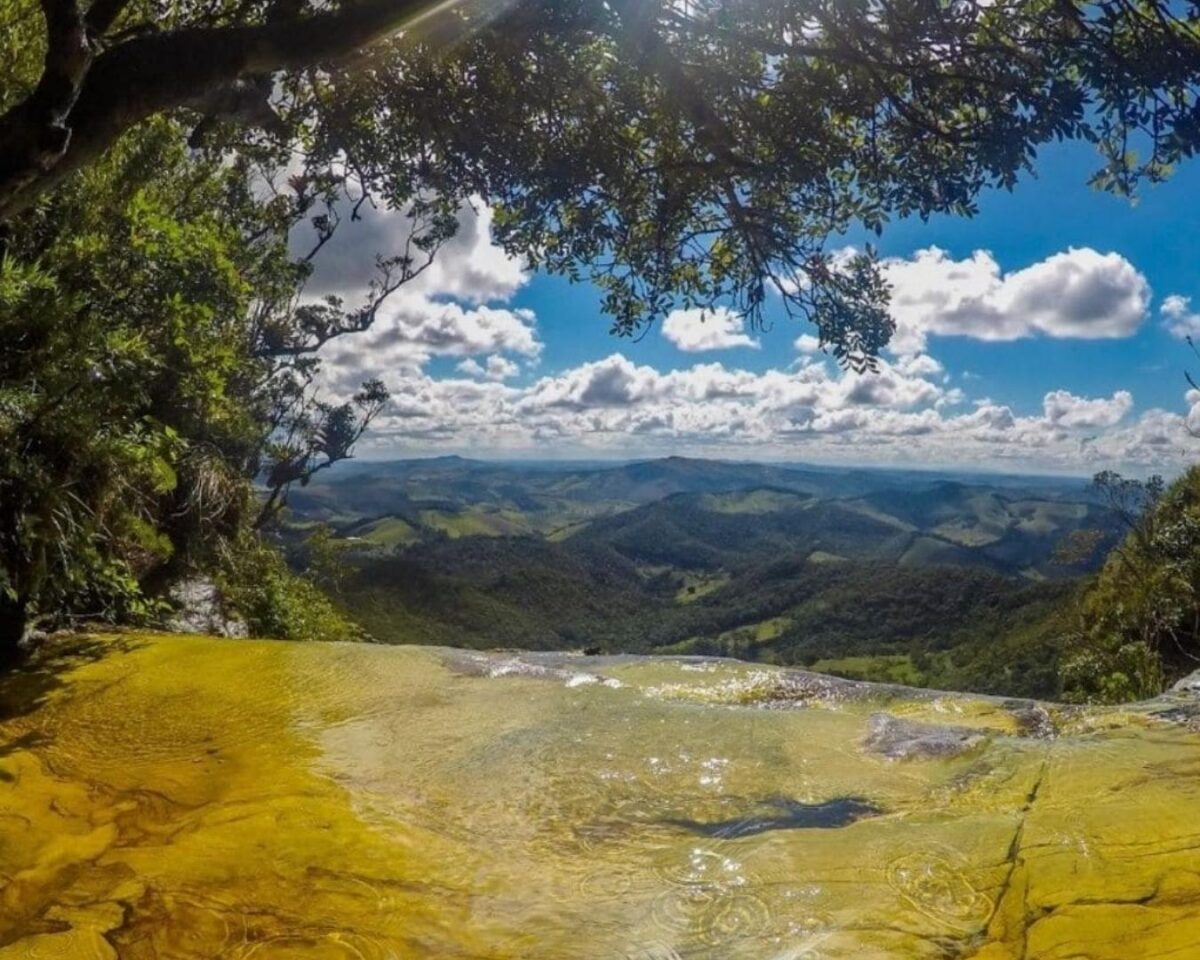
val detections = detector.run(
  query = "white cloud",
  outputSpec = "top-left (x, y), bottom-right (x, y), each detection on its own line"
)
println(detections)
top-left (883, 247), bottom-right (1150, 353)
top-left (292, 216), bottom-right (1183, 473)
top-left (893, 353), bottom-right (944, 378)
top-left (458, 354), bottom-right (521, 381)
top-left (1186, 389), bottom-right (1200, 435)
top-left (1162, 294), bottom-right (1200, 340)
top-left (320, 297), bottom-right (541, 393)
top-left (662, 307), bottom-right (760, 352)
top-left (1043, 389), bottom-right (1133, 428)
top-left (519, 354), bottom-right (665, 410)
top-left (373, 299), bottom-right (539, 359)
top-left (350, 345), bottom-right (1193, 473)
top-left (295, 200), bottom-right (527, 305)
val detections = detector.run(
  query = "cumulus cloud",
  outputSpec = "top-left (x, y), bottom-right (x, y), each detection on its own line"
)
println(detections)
top-left (291, 215), bottom-right (1180, 473)
top-left (350, 344), bottom-right (1190, 473)
top-left (893, 353), bottom-right (944, 378)
top-left (1043, 389), bottom-right (1133, 428)
top-left (375, 299), bottom-right (538, 359)
top-left (295, 201), bottom-right (527, 305)
top-left (1162, 295), bottom-right (1200, 340)
top-left (320, 297), bottom-right (541, 394)
top-left (457, 355), bottom-right (522, 381)
top-left (883, 246), bottom-right (1150, 353)
top-left (662, 307), bottom-right (759, 352)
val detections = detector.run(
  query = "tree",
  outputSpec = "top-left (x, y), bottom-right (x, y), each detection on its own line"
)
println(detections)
top-left (3, 0), bottom-right (1200, 366)
top-left (1061, 469), bottom-right (1200, 703)
top-left (0, 119), bottom-right (384, 651)
top-left (3, 0), bottom-right (1200, 653)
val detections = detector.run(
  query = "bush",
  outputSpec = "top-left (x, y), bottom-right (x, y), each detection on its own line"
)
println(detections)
top-left (217, 534), bottom-right (364, 644)
top-left (1060, 467), bottom-right (1200, 703)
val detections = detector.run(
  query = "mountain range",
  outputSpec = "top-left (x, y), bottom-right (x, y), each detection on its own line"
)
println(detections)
top-left (284, 456), bottom-right (1122, 697)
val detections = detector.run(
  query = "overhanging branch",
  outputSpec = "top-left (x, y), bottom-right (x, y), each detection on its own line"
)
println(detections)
top-left (0, 0), bottom-right (458, 222)
top-left (0, 0), bottom-right (92, 214)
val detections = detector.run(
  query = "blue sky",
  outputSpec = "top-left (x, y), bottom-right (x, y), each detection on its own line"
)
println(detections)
top-left (311, 139), bottom-right (1200, 476)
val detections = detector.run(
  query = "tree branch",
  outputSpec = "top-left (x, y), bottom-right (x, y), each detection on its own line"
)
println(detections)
top-left (0, 0), bottom-right (458, 221)
top-left (85, 0), bottom-right (132, 37)
top-left (0, 0), bottom-right (92, 215)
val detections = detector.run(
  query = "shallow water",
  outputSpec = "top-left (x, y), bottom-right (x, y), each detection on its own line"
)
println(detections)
top-left (2, 634), bottom-right (1200, 958)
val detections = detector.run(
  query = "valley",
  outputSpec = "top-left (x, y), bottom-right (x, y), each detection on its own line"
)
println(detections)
top-left (285, 457), bottom-right (1123, 698)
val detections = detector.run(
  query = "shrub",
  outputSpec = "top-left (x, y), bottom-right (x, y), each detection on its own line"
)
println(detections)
top-left (1060, 467), bottom-right (1200, 702)
top-left (217, 534), bottom-right (364, 644)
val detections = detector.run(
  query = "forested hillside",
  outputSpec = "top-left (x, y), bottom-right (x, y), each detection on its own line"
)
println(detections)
top-left (285, 457), bottom-right (1120, 697)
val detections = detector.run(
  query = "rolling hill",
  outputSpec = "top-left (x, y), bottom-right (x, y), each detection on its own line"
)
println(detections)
top-left (282, 457), bottom-right (1120, 697)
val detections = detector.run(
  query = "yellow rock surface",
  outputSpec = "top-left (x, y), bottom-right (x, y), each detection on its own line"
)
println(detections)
top-left (0, 634), bottom-right (1198, 958)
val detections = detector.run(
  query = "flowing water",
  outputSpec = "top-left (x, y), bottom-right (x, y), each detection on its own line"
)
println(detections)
top-left (2, 633), bottom-right (1200, 959)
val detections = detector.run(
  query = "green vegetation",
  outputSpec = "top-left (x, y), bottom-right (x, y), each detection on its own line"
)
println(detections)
top-left (0, 118), bottom-right (386, 648)
top-left (293, 460), bottom-right (1102, 698)
top-left (340, 538), bottom-right (1073, 697)
top-left (282, 461), bottom-right (1200, 702)
top-left (809, 654), bottom-right (927, 686)
top-left (674, 571), bottom-right (731, 604)
top-left (6, 0), bottom-right (1200, 369)
top-left (3, 0), bottom-right (1200, 702)
top-left (218, 533), bottom-right (363, 643)
top-left (1060, 469), bottom-right (1200, 703)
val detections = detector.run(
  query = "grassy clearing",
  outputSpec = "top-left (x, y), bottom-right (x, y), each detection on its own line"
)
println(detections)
top-left (809, 654), bottom-right (926, 686)
top-left (674, 571), bottom-right (731, 603)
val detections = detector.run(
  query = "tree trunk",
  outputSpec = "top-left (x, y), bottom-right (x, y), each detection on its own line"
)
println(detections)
top-left (0, 0), bottom-right (442, 223)
top-left (0, 593), bottom-right (30, 667)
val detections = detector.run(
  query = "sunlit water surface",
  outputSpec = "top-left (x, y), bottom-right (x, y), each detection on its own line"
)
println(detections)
top-left (2, 634), bottom-right (1200, 958)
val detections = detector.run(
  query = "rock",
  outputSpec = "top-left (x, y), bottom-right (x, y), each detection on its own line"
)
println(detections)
top-left (1170, 670), bottom-right (1200, 696)
top-left (862, 712), bottom-right (989, 760)
top-left (164, 577), bottom-right (248, 639)
top-left (1003, 699), bottom-right (1057, 739)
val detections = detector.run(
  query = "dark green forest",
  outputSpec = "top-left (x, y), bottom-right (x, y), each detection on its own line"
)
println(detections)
top-left (281, 457), bottom-right (1125, 699)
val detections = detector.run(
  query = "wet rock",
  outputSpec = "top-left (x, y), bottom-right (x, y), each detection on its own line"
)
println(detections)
top-left (1149, 703), bottom-right (1200, 729)
top-left (438, 648), bottom-right (620, 687)
top-left (165, 578), bottom-right (248, 639)
top-left (1002, 699), bottom-right (1057, 739)
top-left (1170, 670), bottom-right (1200, 697)
top-left (863, 712), bottom-right (989, 760)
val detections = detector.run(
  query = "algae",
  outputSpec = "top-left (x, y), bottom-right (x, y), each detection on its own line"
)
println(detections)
top-left (1, 634), bottom-right (1199, 958)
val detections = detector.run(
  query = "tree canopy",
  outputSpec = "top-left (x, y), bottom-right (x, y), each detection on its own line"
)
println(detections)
top-left (0, 119), bottom-right (381, 647)
top-left (3, 0), bottom-right (1200, 362)
top-left (1061, 469), bottom-right (1200, 702)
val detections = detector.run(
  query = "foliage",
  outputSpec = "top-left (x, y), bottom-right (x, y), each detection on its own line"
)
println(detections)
top-left (0, 119), bottom-right (385, 646)
top-left (1061, 468), bottom-right (1200, 703)
top-left (217, 532), bottom-right (363, 643)
top-left (276, 461), bottom-right (1121, 697)
top-left (294, 523), bottom-right (358, 596)
top-left (337, 528), bottom-right (1074, 698)
top-left (3, 0), bottom-right (1199, 659)
top-left (4, 0), bottom-right (1200, 368)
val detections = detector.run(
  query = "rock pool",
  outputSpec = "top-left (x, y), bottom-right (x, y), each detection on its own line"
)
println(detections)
top-left (2, 633), bottom-right (1200, 958)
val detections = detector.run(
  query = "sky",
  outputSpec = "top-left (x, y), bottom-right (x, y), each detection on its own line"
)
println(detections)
top-left (303, 139), bottom-right (1200, 477)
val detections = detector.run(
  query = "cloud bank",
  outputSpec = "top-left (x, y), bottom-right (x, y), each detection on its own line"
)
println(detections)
top-left (351, 352), bottom-right (1193, 474)
top-left (307, 218), bottom-right (1188, 472)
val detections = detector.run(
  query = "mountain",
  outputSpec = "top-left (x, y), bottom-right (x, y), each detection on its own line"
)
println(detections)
top-left (282, 457), bottom-right (1118, 697)
top-left (287, 457), bottom-right (1108, 560)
